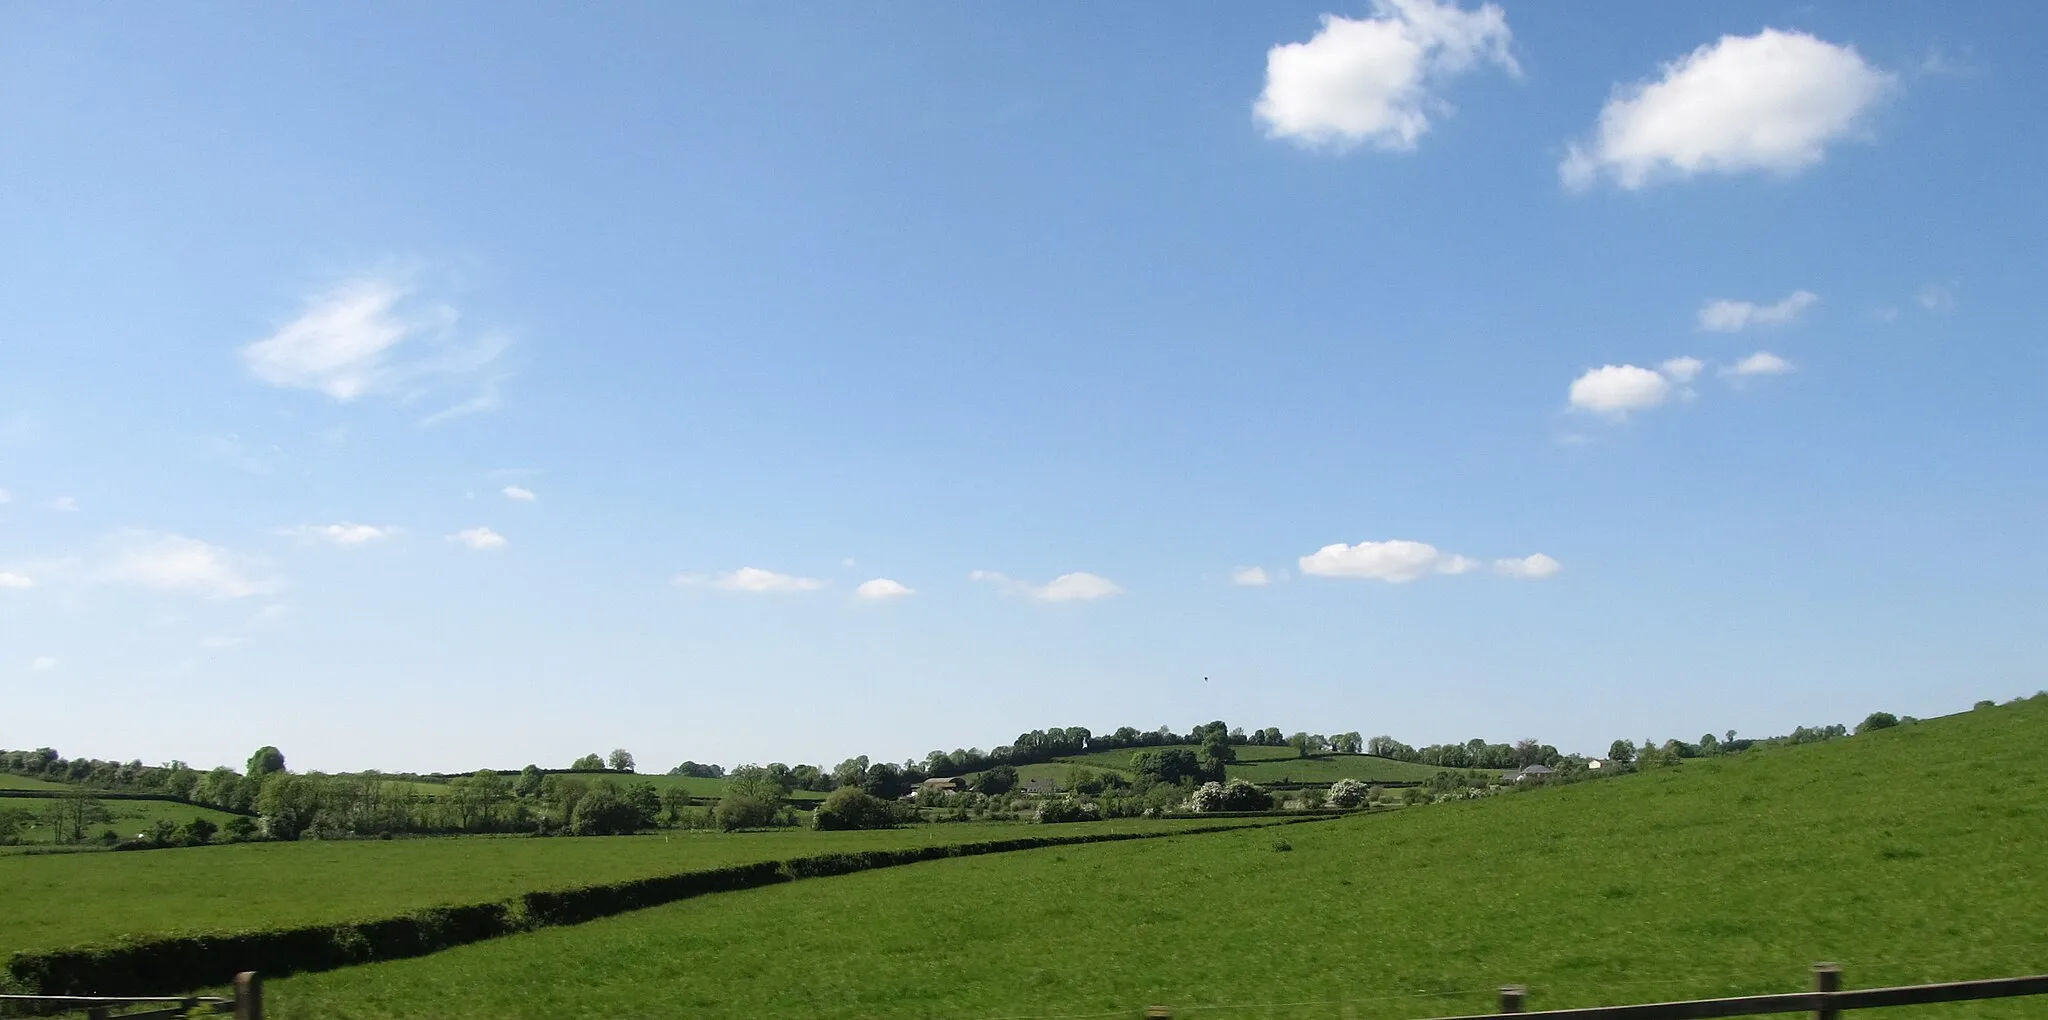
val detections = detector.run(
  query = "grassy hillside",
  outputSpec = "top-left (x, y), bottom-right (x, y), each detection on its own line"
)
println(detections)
top-left (0, 797), bottom-right (243, 852)
top-left (0, 775), bottom-right (74, 791)
top-left (0, 818), bottom-right (1258, 956)
top-left (377, 773), bottom-right (826, 803)
top-left (269, 699), bottom-right (2046, 1019)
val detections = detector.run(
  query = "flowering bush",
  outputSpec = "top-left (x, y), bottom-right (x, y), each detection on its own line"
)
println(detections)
top-left (1327, 778), bottom-right (1368, 809)
top-left (1190, 779), bottom-right (1273, 812)
top-left (1035, 795), bottom-right (1100, 824)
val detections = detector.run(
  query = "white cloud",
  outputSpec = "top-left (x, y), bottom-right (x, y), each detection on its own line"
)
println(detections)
top-left (1436, 554), bottom-right (1481, 575)
top-left (281, 523), bottom-right (397, 546)
top-left (1561, 29), bottom-right (1891, 189)
top-left (1698, 290), bottom-right (1818, 332)
top-left (1569, 364), bottom-right (1673, 416)
top-left (449, 526), bottom-right (508, 551)
top-left (0, 571), bottom-right (33, 589)
top-left (1660, 356), bottom-right (1705, 383)
top-left (0, 488), bottom-right (10, 503)
top-left (240, 273), bottom-right (508, 413)
top-left (1916, 282), bottom-right (1956, 311)
top-left (501, 485), bottom-right (537, 502)
top-left (1230, 566), bottom-right (1272, 587)
top-left (102, 532), bottom-right (277, 600)
top-left (971, 569), bottom-right (1124, 602)
top-left (1725, 351), bottom-right (1796, 376)
top-left (676, 567), bottom-right (827, 593)
top-left (49, 496), bottom-right (78, 512)
top-left (854, 578), bottom-right (916, 601)
top-left (1300, 540), bottom-right (1462, 583)
top-left (1255, 0), bottom-right (1517, 152)
top-left (29, 656), bottom-right (56, 671)
top-left (1494, 553), bottom-right (1562, 579)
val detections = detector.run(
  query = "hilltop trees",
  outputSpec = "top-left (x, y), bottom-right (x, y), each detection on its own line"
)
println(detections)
top-left (570, 753), bottom-right (605, 770)
top-left (607, 749), bottom-right (637, 773)
top-left (1856, 712), bottom-right (1900, 734)
top-left (246, 746), bottom-right (286, 779)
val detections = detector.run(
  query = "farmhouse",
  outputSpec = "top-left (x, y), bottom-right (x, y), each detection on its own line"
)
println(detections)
top-left (917, 777), bottom-right (962, 794)
top-left (1513, 764), bottom-right (1556, 782)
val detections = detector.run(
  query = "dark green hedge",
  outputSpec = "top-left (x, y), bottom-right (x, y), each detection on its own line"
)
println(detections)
top-left (6, 818), bottom-right (1335, 997)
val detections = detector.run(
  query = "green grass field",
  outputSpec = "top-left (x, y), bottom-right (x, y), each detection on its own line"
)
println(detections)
top-left (0, 775), bottom-right (76, 791)
top-left (374, 773), bottom-right (827, 802)
top-left (0, 796), bottom-right (243, 851)
top-left (1046, 745), bottom-right (1445, 785)
top-left (266, 699), bottom-right (2047, 1020)
top-left (0, 817), bottom-right (1259, 957)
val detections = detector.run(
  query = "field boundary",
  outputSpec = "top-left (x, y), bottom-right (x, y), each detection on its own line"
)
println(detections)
top-left (0, 790), bottom-right (258, 815)
top-left (4, 817), bottom-right (1335, 998)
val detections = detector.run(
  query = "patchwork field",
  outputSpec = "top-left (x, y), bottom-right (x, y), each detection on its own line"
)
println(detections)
top-left (0, 817), bottom-right (1261, 957)
top-left (265, 700), bottom-right (2047, 1020)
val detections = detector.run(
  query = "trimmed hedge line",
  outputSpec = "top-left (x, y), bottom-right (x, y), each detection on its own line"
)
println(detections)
top-left (6, 817), bottom-right (1337, 997)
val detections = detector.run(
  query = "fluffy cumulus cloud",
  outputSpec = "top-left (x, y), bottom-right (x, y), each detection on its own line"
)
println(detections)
top-left (1255, 0), bottom-right (1517, 152)
top-left (971, 570), bottom-right (1124, 602)
top-left (854, 578), bottom-right (915, 601)
top-left (1301, 540), bottom-right (1555, 583)
top-left (1230, 566), bottom-right (1272, 587)
top-left (0, 571), bottom-right (33, 589)
top-left (1494, 553), bottom-right (1562, 579)
top-left (448, 526), bottom-right (507, 551)
top-left (1568, 364), bottom-right (1673, 416)
top-left (281, 523), bottom-right (397, 546)
top-left (1725, 351), bottom-right (1796, 377)
top-left (501, 485), bottom-right (537, 502)
top-left (676, 567), bottom-right (827, 593)
top-left (240, 273), bottom-right (508, 420)
top-left (101, 532), bottom-right (277, 599)
top-left (1698, 290), bottom-right (1818, 332)
top-left (1660, 356), bottom-right (1705, 383)
top-left (1561, 29), bottom-right (1891, 189)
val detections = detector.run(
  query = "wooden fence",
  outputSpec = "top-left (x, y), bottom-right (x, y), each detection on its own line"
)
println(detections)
top-left (0, 972), bottom-right (259, 1020)
top-left (1145, 965), bottom-right (2048, 1019)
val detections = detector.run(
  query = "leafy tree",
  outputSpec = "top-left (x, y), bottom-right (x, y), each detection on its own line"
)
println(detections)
top-left (658, 786), bottom-right (695, 826)
top-left (514, 765), bottom-right (545, 799)
top-left (1607, 740), bottom-right (1636, 766)
top-left (860, 762), bottom-right (909, 800)
top-left (256, 773), bottom-right (323, 840)
top-left (608, 749), bottom-right (637, 773)
top-left (246, 746), bottom-right (286, 779)
top-left (223, 816), bottom-right (259, 842)
top-left (970, 765), bottom-right (1018, 795)
top-left (44, 792), bottom-right (112, 843)
top-left (1367, 735), bottom-right (1418, 761)
top-left (715, 789), bottom-right (782, 831)
top-left (813, 787), bottom-right (899, 830)
top-left (182, 817), bottom-right (218, 845)
top-left (1856, 711), bottom-right (1900, 735)
top-left (1191, 779), bottom-right (1273, 812)
top-left (570, 781), bottom-right (644, 835)
top-left (570, 753), bottom-right (606, 771)
top-left (626, 781), bottom-right (661, 823)
top-left (830, 756), bottom-right (871, 788)
top-left (1974, 699), bottom-right (1996, 710)
top-left (1331, 732), bottom-right (1364, 754)
top-left (1286, 732), bottom-right (1313, 758)
top-left (1130, 748), bottom-right (1203, 786)
top-left (1035, 795), bottom-right (1100, 824)
top-left (0, 806), bottom-right (33, 844)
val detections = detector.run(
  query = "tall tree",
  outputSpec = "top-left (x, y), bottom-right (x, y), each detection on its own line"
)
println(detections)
top-left (608, 749), bottom-right (637, 773)
top-left (246, 746), bottom-right (286, 779)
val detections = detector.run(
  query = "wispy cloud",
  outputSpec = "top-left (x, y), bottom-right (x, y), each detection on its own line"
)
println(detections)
top-left (1494, 553), bottom-right (1562, 579)
top-left (100, 531), bottom-right (278, 600)
top-left (1698, 291), bottom-right (1818, 332)
top-left (241, 271), bottom-right (510, 420)
top-left (971, 569), bottom-right (1124, 602)
top-left (449, 526), bottom-right (508, 551)
top-left (0, 571), bottom-right (33, 589)
top-left (675, 567), bottom-right (827, 593)
top-left (48, 496), bottom-right (78, 512)
top-left (1230, 566), bottom-right (1272, 588)
top-left (854, 578), bottom-right (915, 601)
top-left (279, 523), bottom-right (398, 546)
top-left (501, 485), bottom-right (537, 502)
top-left (29, 656), bottom-right (56, 671)
top-left (1724, 351), bottom-right (1796, 377)
top-left (1256, 0), bottom-right (1518, 153)
top-left (1300, 540), bottom-right (1559, 583)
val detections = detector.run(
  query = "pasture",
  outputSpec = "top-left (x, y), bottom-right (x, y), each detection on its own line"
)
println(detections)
top-left (0, 775), bottom-right (73, 791)
top-left (266, 699), bottom-right (2046, 1020)
top-left (0, 817), bottom-right (1260, 957)
top-left (0, 797), bottom-right (243, 853)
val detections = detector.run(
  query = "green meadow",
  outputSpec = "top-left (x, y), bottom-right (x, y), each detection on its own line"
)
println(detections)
top-left (0, 817), bottom-right (1256, 957)
top-left (0, 797), bottom-right (244, 853)
top-left (265, 699), bottom-right (2046, 1020)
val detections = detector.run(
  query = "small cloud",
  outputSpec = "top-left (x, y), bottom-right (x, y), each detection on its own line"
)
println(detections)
top-left (29, 656), bottom-right (57, 671)
top-left (1698, 291), bottom-right (1818, 332)
top-left (676, 567), bottom-right (827, 593)
top-left (1436, 554), bottom-right (1481, 575)
top-left (841, 557), bottom-right (858, 569)
top-left (1255, 0), bottom-right (1518, 153)
top-left (1230, 566), bottom-right (1272, 588)
top-left (1493, 553), bottom-right (1562, 579)
top-left (0, 488), bottom-right (11, 503)
top-left (101, 531), bottom-right (278, 599)
top-left (1569, 364), bottom-right (1673, 417)
top-left (1724, 352), bottom-right (1796, 377)
top-left (421, 377), bottom-right (507, 427)
top-left (1299, 540), bottom-right (1457, 583)
top-left (501, 485), bottom-right (537, 502)
top-left (280, 523), bottom-right (398, 546)
top-left (449, 526), bottom-right (507, 551)
top-left (1561, 29), bottom-right (1891, 189)
top-left (49, 496), bottom-right (78, 512)
top-left (1916, 282), bottom-right (1956, 311)
top-left (854, 578), bottom-right (916, 601)
top-left (972, 569), bottom-right (1124, 602)
top-left (0, 571), bottom-right (32, 589)
top-left (1660, 356), bottom-right (1705, 383)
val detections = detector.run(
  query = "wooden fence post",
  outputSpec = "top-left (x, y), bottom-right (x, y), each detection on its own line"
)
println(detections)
top-left (234, 971), bottom-right (264, 1020)
top-left (1144, 1006), bottom-right (1171, 1020)
top-left (1499, 985), bottom-right (1527, 1013)
top-left (1813, 963), bottom-right (1841, 1020)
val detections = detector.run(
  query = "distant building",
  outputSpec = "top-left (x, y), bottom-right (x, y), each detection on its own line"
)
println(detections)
top-left (1021, 777), bottom-right (1057, 795)
top-left (918, 777), bottom-right (962, 793)
top-left (1586, 759), bottom-right (1605, 770)
top-left (1514, 764), bottom-right (1557, 782)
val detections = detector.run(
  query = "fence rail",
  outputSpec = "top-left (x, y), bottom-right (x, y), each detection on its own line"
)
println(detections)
top-left (0, 972), bottom-right (258, 1020)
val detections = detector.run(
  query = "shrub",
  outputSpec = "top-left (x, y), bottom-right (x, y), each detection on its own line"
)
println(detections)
top-left (223, 816), bottom-right (258, 842)
top-left (812, 787), bottom-right (899, 831)
top-left (1855, 712), bottom-right (1900, 735)
top-left (1327, 778), bottom-right (1368, 809)
top-left (1035, 796), bottom-right (1100, 824)
top-left (714, 792), bottom-right (782, 831)
top-left (1190, 779), bottom-right (1273, 813)
top-left (182, 817), bottom-right (218, 846)
top-left (569, 783), bottom-right (645, 836)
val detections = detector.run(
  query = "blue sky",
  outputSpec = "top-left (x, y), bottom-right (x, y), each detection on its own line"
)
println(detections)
top-left (3, 2), bottom-right (2043, 774)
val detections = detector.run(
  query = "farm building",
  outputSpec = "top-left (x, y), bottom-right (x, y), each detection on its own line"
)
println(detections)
top-left (1021, 777), bottom-right (1057, 795)
top-left (1513, 764), bottom-right (1557, 782)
